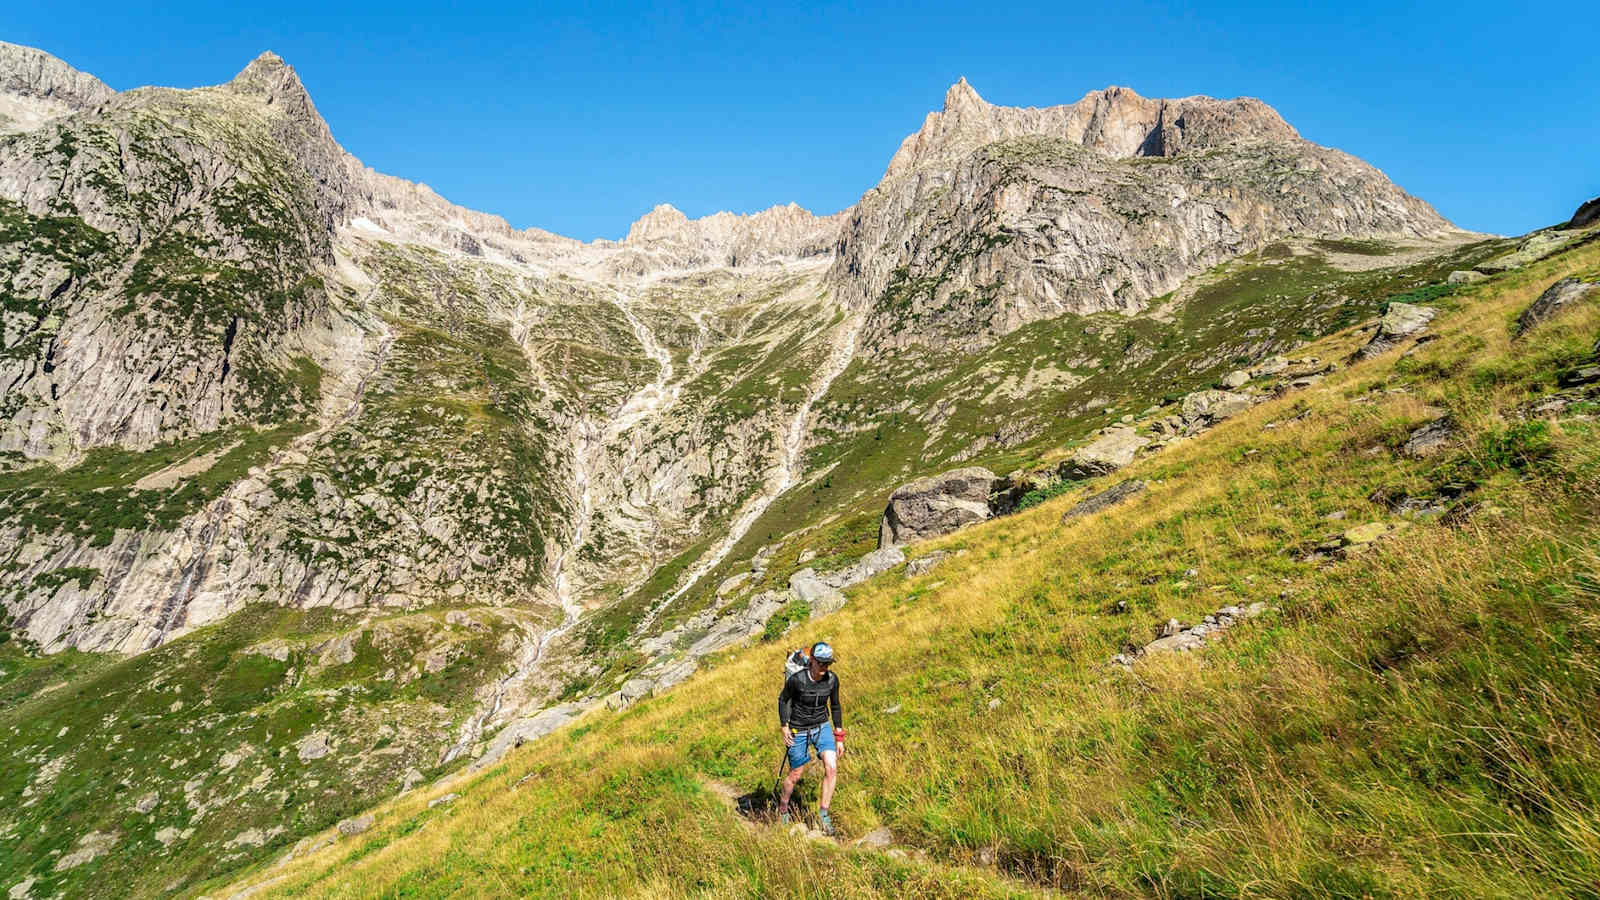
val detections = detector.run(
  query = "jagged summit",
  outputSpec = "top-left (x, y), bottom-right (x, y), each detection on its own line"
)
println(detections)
top-left (886, 80), bottom-right (1300, 178)
top-left (0, 41), bottom-right (115, 134)
top-left (942, 76), bottom-right (984, 113)
top-left (0, 40), bottom-right (114, 106)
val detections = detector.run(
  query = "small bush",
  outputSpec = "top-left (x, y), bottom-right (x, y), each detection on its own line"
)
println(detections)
top-left (761, 599), bottom-right (810, 642)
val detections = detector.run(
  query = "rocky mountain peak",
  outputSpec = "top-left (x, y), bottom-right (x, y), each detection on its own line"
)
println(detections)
top-left (0, 41), bottom-right (115, 107)
top-left (942, 76), bottom-right (986, 116)
top-left (885, 81), bottom-right (1301, 179)
top-left (623, 202), bottom-right (692, 242)
top-left (226, 51), bottom-right (319, 117)
top-left (0, 41), bottom-right (115, 133)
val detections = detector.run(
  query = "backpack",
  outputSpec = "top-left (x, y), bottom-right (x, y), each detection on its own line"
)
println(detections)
top-left (783, 647), bottom-right (810, 682)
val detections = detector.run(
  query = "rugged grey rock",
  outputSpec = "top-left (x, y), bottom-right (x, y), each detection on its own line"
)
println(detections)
top-left (1354, 303), bottom-right (1438, 360)
top-left (1059, 480), bottom-right (1148, 524)
top-left (1401, 418), bottom-right (1455, 458)
top-left (1516, 278), bottom-right (1597, 336)
top-left (1569, 196), bottom-right (1600, 229)
top-left (1180, 389), bottom-right (1255, 425)
top-left (1060, 427), bottom-right (1149, 479)
top-left (878, 467), bottom-right (1002, 547)
top-left (829, 80), bottom-right (1451, 354)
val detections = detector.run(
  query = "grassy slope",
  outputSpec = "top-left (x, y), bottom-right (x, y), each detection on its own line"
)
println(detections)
top-left (646, 238), bottom-right (1508, 637)
top-left (0, 603), bottom-right (539, 898)
top-left (222, 240), bottom-right (1600, 897)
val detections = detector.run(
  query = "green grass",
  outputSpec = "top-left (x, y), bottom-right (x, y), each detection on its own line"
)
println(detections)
top-left (226, 232), bottom-right (1600, 899)
top-left (0, 604), bottom-right (539, 899)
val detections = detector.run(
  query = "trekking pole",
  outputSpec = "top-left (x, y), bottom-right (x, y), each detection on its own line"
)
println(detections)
top-left (770, 747), bottom-right (790, 819)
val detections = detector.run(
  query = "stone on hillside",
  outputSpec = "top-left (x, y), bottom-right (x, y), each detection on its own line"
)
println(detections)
top-left (1059, 479), bottom-right (1147, 525)
top-left (904, 550), bottom-right (951, 578)
top-left (651, 658), bottom-right (699, 692)
top-left (296, 732), bottom-right (331, 762)
top-left (606, 677), bottom-right (654, 711)
top-left (427, 793), bottom-right (459, 809)
top-left (790, 570), bottom-right (846, 617)
top-left (1517, 278), bottom-right (1598, 336)
top-left (1401, 418), bottom-right (1454, 458)
top-left (1343, 522), bottom-right (1391, 545)
top-left (1220, 369), bottom-right (1251, 389)
top-left (134, 791), bottom-right (159, 814)
top-left (1254, 356), bottom-right (1289, 377)
top-left (1148, 414), bottom-right (1187, 436)
top-left (1447, 270), bottom-right (1486, 285)
top-left (470, 704), bottom-right (582, 771)
top-left (716, 571), bottom-right (751, 597)
top-left (796, 549), bottom-right (817, 565)
top-left (854, 826), bottom-right (893, 849)
top-left (336, 814), bottom-right (373, 836)
top-left (9, 877), bottom-right (35, 900)
top-left (1560, 364), bottom-right (1600, 387)
top-left (818, 546), bottom-right (906, 589)
top-left (54, 830), bottom-right (117, 871)
top-left (400, 767), bottom-right (424, 792)
top-left (1060, 427), bottom-right (1149, 479)
top-left (1355, 302), bottom-right (1437, 360)
top-left (1181, 389), bottom-right (1254, 425)
top-left (877, 467), bottom-right (1001, 547)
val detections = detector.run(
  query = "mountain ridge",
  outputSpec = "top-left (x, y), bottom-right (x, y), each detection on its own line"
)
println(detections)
top-left (0, 40), bottom-right (1538, 899)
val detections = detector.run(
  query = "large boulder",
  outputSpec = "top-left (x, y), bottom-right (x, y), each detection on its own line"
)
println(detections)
top-left (877, 467), bottom-right (1001, 547)
top-left (816, 546), bottom-right (906, 590)
top-left (1060, 427), bottom-right (1150, 479)
top-left (1354, 303), bottom-right (1437, 360)
top-left (789, 570), bottom-right (847, 617)
top-left (1180, 389), bottom-right (1254, 426)
top-left (1516, 278), bottom-right (1597, 337)
top-left (470, 703), bottom-right (583, 771)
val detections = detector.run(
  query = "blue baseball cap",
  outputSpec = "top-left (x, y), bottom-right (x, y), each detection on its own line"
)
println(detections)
top-left (811, 642), bottom-right (835, 664)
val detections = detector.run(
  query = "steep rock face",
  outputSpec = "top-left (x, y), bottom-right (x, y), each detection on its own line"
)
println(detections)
top-left (0, 60), bottom-right (336, 459)
top-left (830, 80), bottom-right (1452, 353)
top-left (885, 79), bottom-right (1300, 177)
top-left (606, 201), bottom-right (846, 274)
top-left (0, 41), bottom-right (116, 135)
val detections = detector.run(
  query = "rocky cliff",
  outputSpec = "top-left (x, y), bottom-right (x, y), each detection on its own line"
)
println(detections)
top-left (830, 79), bottom-right (1452, 352)
top-left (0, 43), bottom-right (1513, 898)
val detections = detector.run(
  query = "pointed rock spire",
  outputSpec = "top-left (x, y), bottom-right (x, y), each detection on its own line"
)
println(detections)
top-left (227, 51), bottom-right (310, 106)
top-left (943, 76), bottom-right (986, 115)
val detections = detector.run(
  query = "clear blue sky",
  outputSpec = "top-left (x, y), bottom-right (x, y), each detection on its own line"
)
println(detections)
top-left (6, 1), bottom-right (1596, 240)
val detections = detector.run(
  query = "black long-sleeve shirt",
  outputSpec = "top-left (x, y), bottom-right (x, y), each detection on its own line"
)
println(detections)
top-left (778, 668), bottom-right (842, 729)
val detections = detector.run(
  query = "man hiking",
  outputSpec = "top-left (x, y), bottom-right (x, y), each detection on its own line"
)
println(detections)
top-left (776, 641), bottom-right (845, 835)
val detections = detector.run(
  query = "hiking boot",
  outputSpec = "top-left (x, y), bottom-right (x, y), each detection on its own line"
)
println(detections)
top-left (818, 808), bottom-right (834, 836)
top-left (777, 806), bottom-right (792, 826)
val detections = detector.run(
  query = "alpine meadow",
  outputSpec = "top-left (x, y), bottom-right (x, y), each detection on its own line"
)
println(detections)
top-left (1, 24), bottom-right (1599, 900)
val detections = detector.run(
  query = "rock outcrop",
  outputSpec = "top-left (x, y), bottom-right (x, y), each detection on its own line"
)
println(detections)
top-left (612, 202), bottom-right (846, 272)
top-left (1354, 303), bottom-right (1438, 360)
top-left (0, 41), bottom-right (115, 134)
top-left (878, 467), bottom-right (1002, 547)
top-left (1516, 278), bottom-right (1597, 336)
top-left (1060, 479), bottom-right (1148, 524)
top-left (1060, 427), bottom-right (1149, 479)
top-left (1568, 196), bottom-right (1600, 229)
top-left (829, 80), bottom-right (1452, 353)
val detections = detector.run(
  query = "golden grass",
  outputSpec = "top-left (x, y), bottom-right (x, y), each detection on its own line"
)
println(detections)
top-left (219, 238), bottom-right (1600, 899)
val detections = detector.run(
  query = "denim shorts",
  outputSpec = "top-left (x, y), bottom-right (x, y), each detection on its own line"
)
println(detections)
top-left (787, 722), bottom-right (835, 769)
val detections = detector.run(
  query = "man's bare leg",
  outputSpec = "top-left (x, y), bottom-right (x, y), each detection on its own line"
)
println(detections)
top-left (819, 750), bottom-right (838, 810)
top-left (779, 762), bottom-right (806, 809)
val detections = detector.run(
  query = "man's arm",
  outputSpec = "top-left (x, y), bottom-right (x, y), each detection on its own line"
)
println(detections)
top-left (829, 677), bottom-right (843, 730)
top-left (777, 676), bottom-right (793, 727)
